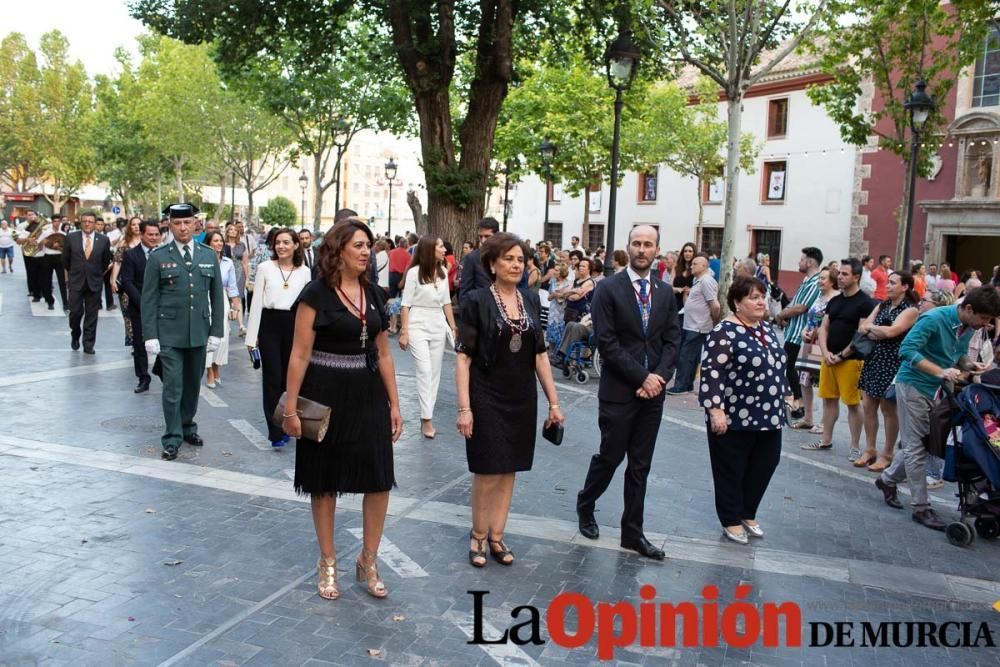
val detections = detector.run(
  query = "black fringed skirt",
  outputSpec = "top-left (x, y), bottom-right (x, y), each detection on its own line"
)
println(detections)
top-left (293, 351), bottom-right (395, 495)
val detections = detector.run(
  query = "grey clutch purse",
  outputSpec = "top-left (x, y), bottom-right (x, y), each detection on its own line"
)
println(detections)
top-left (273, 392), bottom-right (332, 441)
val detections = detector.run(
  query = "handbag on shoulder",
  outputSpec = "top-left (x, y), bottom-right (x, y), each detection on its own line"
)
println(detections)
top-left (273, 392), bottom-right (332, 441)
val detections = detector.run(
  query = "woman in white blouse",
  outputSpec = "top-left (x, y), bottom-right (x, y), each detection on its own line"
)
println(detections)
top-left (246, 228), bottom-right (312, 448)
top-left (399, 236), bottom-right (457, 438)
top-left (203, 231), bottom-right (243, 387)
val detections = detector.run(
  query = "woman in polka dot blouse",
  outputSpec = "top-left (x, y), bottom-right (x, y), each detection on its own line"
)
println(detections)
top-left (699, 275), bottom-right (791, 545)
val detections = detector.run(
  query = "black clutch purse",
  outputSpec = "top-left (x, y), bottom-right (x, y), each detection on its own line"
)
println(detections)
top-left (542, 421), bottom-right (564, 446)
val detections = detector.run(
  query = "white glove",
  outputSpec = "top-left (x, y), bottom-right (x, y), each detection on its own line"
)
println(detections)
top-left (145, 339), bottom-right (160, 355)
top-left (206, 336), bottom-right (221, 353)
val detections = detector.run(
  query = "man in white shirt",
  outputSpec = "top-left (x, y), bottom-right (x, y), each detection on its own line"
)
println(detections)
top-left (36, 214), bottom-right (68, 310)
top-left (667, 253), bottom-right (719, 394)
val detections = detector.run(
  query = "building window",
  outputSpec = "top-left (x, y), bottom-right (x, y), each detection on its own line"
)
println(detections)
top-left (544, 222), bottom-right (563, 248)
top-left (752, 229), bottom-right (782, 272)
top-left (974, 23), bottom-right (1000, 107)
top-left (700, 227), bottom-right (723, 257)
top-left (762, 161), bottom-right (787, 202)
top-left (702, 167), bottom-right (724, 204)
top-left (638, 170), bottom-right (657, 202)
top-left (547, 181), bottom-right (562, 203)
top-left (767, 98), bottom-right (789, 138)
top-left (587, 224), bottom-right (604, 251)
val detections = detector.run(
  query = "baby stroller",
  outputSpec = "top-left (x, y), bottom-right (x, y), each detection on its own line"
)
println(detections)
top-left (942, 382), bottom-right (1000, 547)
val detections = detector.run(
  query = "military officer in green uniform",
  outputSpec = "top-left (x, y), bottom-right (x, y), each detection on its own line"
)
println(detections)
top-left (142, 203), bottom-right (224, 460)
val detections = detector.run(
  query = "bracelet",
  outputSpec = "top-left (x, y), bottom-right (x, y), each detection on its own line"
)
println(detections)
top-left (457, 407), bottom-right (472, 414)
top-left (281, 411), bottom-right (299, 419)
top-left (549, 404), bottom-right (560, 410)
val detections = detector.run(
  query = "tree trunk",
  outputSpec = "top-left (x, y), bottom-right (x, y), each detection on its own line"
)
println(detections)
top-left (312, 153), bottom-right (323, 232)
top-left (247, 189), bottom-right (255, 223)
top-left (719, 97), bottom-right (744, 313)
top-left (174, 158), bottom-right (185, 203)
top-left (582, 186), bottom-right (591, 252)
top-left (695, 177), bottom-right (705, 249)
top-left (406, 189), bottom-right (430, 236)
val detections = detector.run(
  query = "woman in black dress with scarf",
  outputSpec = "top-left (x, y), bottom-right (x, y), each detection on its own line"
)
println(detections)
top-left (282, 220), bottom-right (403, 601)
top-left (456, 233), bottom-right (564, 568)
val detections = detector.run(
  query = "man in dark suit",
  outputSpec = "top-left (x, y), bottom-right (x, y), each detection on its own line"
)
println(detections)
top-left (457, 217), bottom-right (500, 302)
top-left (576, 225), bottom-right (680, 560)
top-left (120, 220), bottom-right (162, 393)
top-left (63, 211), bottom-right (113, 354)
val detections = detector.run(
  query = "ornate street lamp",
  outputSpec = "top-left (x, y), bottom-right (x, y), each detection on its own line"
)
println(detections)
top-left (603, 29), bottom-right (639, 275)
top-left (902, 79), bottom-right (935, 266)
top-left (332, 116), bottom-right (350, 213)
top-left (539, 140), bottom-right (556, 236)
top-left (384, 158), bottom-right (398, 237)
top-left (298, 171), bottom-right (308, 228)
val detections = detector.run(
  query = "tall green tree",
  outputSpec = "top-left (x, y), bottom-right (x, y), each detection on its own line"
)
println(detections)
top-left (495, 49), bottom-right (669, 245)
top-left (638, 79), bottom-right (759, 248)
top-left (654, 0), bottom-right (830, 299)
top-left (93, 48), bottom-right (164, 213)
top-left (213, 92), bottom-right (296, 224)
top-left (0, 33), bottom-right (44, 192)
top-left (129, 0), bottom-right (610, 244)
top-left (33, 31), bottom-right (96, 215)
top-left (229, 20), bottom-right (412, 230)
top-left (806, 0), bottom-right (998, 262)
top-left (133, 35), bottom-right (222, 202)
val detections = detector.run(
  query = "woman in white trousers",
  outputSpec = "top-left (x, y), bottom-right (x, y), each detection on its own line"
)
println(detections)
top-left (399, 236), bottom-right (457, 439)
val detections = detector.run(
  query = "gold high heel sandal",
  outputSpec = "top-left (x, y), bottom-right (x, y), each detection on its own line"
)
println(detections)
top-left (355, 550), bottom-right (388, 598)
top-left (317, 556), bottom-right (340, 600)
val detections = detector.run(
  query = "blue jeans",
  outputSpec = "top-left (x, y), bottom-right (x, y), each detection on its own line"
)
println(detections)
top-left (672, 330), bottom-right (707, 392)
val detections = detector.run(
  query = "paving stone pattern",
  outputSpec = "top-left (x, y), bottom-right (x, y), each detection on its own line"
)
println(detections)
top-left (0, 273), bottom-right (998, 666)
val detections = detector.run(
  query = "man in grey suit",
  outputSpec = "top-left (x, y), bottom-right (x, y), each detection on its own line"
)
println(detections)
top-left (63, 211), bottom-right (113, 354)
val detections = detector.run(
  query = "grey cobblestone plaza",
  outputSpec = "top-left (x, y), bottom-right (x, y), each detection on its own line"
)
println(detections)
top-left (1, 273), bottom-right (999, 667)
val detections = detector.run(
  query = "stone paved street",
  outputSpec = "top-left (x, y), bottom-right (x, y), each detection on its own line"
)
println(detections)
top-left (1, 271), bottom-right (999, 667)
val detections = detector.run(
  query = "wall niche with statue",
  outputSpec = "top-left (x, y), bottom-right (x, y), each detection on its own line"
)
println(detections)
top-left (951, 112), bottom-right (1000, 200)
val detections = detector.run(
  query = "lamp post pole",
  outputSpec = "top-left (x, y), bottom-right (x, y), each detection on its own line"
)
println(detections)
top-left (603, 28), bottom-right (640, 277)
top-left (385, 158), bottom-right (398, 238)
top-left (902, 79), bottom-right (935, 267)
top-left (333, 116), bottom-right (350, 213)
top-left (298, 172), bottom-right (308, 228)
top-left (606, 87), bottom-right (624, 275)
top-left (539, 140), bottom-right (556, 240)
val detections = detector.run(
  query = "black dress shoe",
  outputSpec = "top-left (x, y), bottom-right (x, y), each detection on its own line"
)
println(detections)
top-left (578, 510), bottom-right (599, 540)
top-left (162, 445), bottom-right (179, 461)
top-left (184, 433), bottom-right (204, 447)
top-left (71, 338), bottom-right (80, 351)
top-left (912, 508), bottom-right (946, 531)
top-left (47, 303), bottom-right (54, 310)
top-left (875, 478), bottom-right (903, 509)
top-left (134, 381), bottom-right (150, 394)
top-left (621, 535), bottom-right (666, 560)
top-left (31, 297), bottom-right (40, 302)
top-left (83, 348), bottom-right (95, 355)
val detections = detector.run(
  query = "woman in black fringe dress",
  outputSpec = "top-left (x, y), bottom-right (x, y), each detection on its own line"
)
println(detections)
top-left (282, 219), bottom-right (403, 601)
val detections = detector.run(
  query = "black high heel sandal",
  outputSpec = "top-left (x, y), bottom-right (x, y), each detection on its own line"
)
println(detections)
top-left (469, 531), bottom-right (487, 568)
top-left (487, 534), bottom-right (514, 566)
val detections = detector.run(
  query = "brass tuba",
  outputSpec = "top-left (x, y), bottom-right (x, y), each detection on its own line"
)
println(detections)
top-left (19, 215), bottom-right (48, 258)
